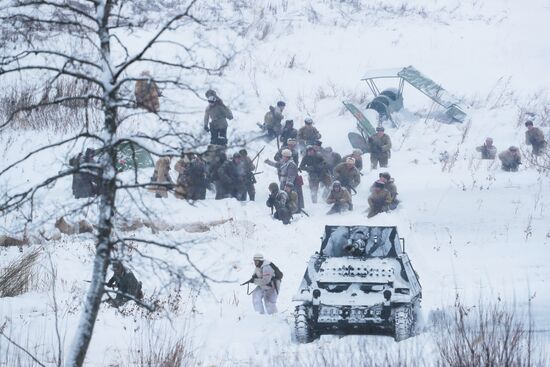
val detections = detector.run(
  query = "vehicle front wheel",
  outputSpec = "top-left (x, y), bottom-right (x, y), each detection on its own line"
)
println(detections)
top-left (294, 304), bottom-right (317, 343)
top-left (394, 305), bottom-right (414, 341)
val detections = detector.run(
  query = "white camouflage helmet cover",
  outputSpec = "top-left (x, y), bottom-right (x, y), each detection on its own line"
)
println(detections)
top-left (253, 253), bottom-right (264, 261)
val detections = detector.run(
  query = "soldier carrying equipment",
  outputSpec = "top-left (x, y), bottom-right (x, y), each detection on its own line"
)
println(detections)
top-left (333, 158), bottom-right (361, 192)
top-left (248, 253), bottom-right (281, 314)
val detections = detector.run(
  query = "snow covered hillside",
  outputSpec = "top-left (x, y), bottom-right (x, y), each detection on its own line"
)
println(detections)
top-left (1, 0), bottom-right (550, 365)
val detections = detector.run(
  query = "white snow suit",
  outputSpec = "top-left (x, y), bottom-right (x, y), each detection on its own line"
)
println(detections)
top-left (252, 261), bottom-right (280, 314)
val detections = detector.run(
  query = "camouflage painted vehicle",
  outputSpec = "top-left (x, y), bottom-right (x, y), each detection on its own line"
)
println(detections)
top-left (292, 225), bottom-right (422, 343)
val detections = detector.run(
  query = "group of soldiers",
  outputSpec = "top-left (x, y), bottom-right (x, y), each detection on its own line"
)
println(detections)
top-left (259, 100), bottom-right (398, 224)
top-left (477, 121), bottom-right (547, 171)
top-left (110, 82), bottom-right (548, 314)
top-left (149, 146), bottom-right (258, 202)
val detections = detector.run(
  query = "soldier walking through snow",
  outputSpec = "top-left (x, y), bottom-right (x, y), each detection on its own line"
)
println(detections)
top-left (377, 172), bottom-right (399, 210)
top-left (203, 90), bottom-right (233, 146)
top-left (274, 138), bottom-right (300, 164)
top-left (367, 127), bottom-right (392, 169)
top-left (297, 117), bottom-right (321, 151)
top-left (150, 155), bottom-right (173, 198)
top-left (498, 146), bottom-right (521, 172)
top-left (218, 152), bottom-right (245, 200)
top-left (299, 146), bottom-right (332, 203)
top-left (333, 157), bottom-right (361, 192)
top-left (69, 148), bottom-right (99, 199)
top-left (476, 137), bottom-right (497, 159)
top-left (184, 154), bottom-right (208, 200)
top-left (239, 149), bottom-right (256, 201)
top-left (248, 254), bottom-right (282, 315)
top-left (525, 121), bottom-right (547, 155)
top-left (342, 149), bottom-right (364, 172)
top-left (326, 180), bottom-right (353, 215)
top-left (280, 119), bottom-right (297, 146)
top-left (266, 182), bottom-right (291, 225)
top-left (321, 147), bottom-right (342, 173)
top-left (262, 101), bottom-right (286, 139)
top-left (367, 180), bottom-right (392, 217)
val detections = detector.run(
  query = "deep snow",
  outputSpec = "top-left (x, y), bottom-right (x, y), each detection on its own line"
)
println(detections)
top-left (1, 0), bottom-right (550, 365)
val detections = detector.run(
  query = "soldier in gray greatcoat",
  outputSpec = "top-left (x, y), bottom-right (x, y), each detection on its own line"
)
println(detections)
top-left (498, 146), bottom-right (521, 171)
top-left (525, 121), bottom-right (547, 155)
top-left (203, 90), bottom-right (233, 146)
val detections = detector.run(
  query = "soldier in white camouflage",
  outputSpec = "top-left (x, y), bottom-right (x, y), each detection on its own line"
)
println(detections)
top-left (249, 254), bottom-right (281, 315)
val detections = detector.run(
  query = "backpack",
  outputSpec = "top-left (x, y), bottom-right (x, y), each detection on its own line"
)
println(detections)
top-left (270, 262), bottom-right (284, 280)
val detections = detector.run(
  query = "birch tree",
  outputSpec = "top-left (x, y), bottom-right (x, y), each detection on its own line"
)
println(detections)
top-left (0, 0), bottom-right (236, 365)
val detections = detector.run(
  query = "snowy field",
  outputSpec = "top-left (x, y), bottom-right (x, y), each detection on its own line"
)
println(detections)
top-left (1, 0), bottom-right (550, 365)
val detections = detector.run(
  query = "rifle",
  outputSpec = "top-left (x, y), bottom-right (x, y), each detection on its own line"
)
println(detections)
top-left (251, 146), bottom-right (266, 171)
top-left (241, 276), bottom-right (256, 295)
top-left (240, 277), bottom-right (255, 286)
top-left (300, 208), bottom-right (310, 217)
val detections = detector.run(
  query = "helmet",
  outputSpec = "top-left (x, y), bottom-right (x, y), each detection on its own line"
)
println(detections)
top-left (268, 182), bottom-right (279, 192)
top-left (332, 180), bottom-right (341, 189)
top-left (304, 117), bottom-right (313, 125)
top-left (509, 146), bottom-right (519, 152)
top-left (287, 138), bottom-right (297, 145)
top-left (525, 120), bottom-right (533, 127)
top-left (314, 140), bottom-right (322, 147)
top-left (306, 145), bottom-right (315, 152)
top-left (376, 126), bottom-right (385, 132)
top-left (281, 149), bottom-right (292, 157)
top-left (205, 89), bottom-right (217, 98)
top-left (232, 152), bottom-right (241, 159)
top-left (285, 119), bottom-right (294, 126)
top-left (285, 182), bottom-right (294, 189)
top-left (353, 149), bottom-right (363, 156)
top-left (346, 157), bottom-right (356, 164)
top-left (380, 172), bottom-right (391, 180)
top-left (253, 253), bottom-right (264, 261)
top-left (239, 149), bottom-right (248, 156)
top-left (277, 101), bottom-right (286, 107)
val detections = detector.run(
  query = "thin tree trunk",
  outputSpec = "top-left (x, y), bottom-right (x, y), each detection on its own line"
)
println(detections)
top-left (66, 2), bottom-right (117, 362)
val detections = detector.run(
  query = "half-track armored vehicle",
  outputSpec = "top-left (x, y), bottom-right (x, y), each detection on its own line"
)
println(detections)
top-left (292, 225), bottom-right (422, 343)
